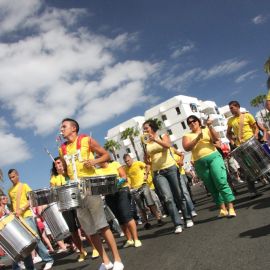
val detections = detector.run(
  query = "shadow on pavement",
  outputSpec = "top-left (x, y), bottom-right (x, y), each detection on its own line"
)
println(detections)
top-left (239, 224), bottom-right (270, 239)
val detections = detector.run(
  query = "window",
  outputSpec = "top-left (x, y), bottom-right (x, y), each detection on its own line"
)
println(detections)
top-left (116, 154), bottom-right (120, 158)
top-left (173, 144), bottom-right (178, 149)
top-left (175, 107), bottom-right (181, 115)
top-left (181, 121), bottom-right (187, 130)
top-left (126, 148), bottom-right (131, 153)
top-left (167, 129), bottom-right (173, 135)
top-left (190, 103), bottom-right (197, 112)
top-left (215, 106), bottom-right (220, 114)
top-left (161, 114), bottom-right (167, 121)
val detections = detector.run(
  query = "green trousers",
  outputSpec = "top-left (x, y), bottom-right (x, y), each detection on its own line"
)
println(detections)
top-left (194, 151), bottom-right (235, 206)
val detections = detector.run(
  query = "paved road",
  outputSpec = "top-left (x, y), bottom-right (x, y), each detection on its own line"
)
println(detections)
top-left (2, 182), bottom-right (270, 270)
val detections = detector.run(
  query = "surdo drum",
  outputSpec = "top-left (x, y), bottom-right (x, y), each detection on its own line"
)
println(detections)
top-left (0, 214), bottom-right (37, 262)
top-left (28, 188), bottom-right (55, 207)
top-left (81, 174), bottom-right (117, 196)
top-left (231, 137), bottom-right (270, 179)
top-left (41, 203), bottom-right (70, 241)
top-left (54, 182), bottom-right (82, 212)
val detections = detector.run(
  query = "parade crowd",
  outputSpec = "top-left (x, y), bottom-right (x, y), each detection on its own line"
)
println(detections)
top-left (0, 98), bottom-right (269, 270)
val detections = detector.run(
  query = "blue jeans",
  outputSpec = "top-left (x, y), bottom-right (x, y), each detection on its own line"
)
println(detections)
top-left (13, 217), bottom-right (53, 270)
top-left (179, 173), bottom-right (195, 213)
top-left (154, 165), bottom-right (184, 227)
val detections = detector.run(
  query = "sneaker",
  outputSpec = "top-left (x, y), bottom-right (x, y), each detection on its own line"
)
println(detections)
top-left (43, 261), bottom-right (54, 270)
top-left (143, 222), bottom-right (152, 230)
top-left (186, 220), bottom-right (194, 228)
top-left (99, 262), bottom-right (114, 270)
top-left (174, 225), bottom-right (183, 234)
top-left (218, 209), bottom-right (228, 218)
top-left (56, 248), bottom-right (68, 254)
top-left (157, 219), bottom-right (165, 226)
top-left (113, 261), bottom-right (124, 270)
top-left (162, 214), bottom-right (167, 218)
top-left (137, 219), bottom-right (143, 225)
top-left (228, 208), bottom-right (236, 218)
top-left (134, 240), bottom-right (142, 248)
top-left (18, 261), bottom-right (25, 269)
top-left (191, 211), bottom-right (198, 217)
top-left (92, 248), bottom-right (99, 259)
top-left (78, 250), bottom-right (87, 262)
top-left (123, 240), bottom-right (134, 248)
top-left (33, 255), bottom-right (42, 264)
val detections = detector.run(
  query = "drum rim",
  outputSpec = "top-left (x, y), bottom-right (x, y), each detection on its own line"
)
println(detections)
top-left (81, 174), bottom-right (117, 180)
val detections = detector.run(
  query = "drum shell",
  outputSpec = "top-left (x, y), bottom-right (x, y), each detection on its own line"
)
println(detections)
top-left (0, 215), bottom-right (37, 262)
top-left (28, 188), bottom-right (55, 207)
top-left (54, 183), bottom-right (81, 212)
top-left (41, 203), bottom-right (70, 241)
top-left (231, 137), bottom-right (270, 179)
top-left (81, 174), bottom-right (117, 196)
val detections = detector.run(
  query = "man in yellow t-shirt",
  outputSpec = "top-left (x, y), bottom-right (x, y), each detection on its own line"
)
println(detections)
top-left (59, 118), bottom-right (123, 270)
top-left (8, 169), bottom-right (54, 270)
top-left (123, 154), bottom-right (163, 229)
top-left (226, 100), bottom-right (261, 198)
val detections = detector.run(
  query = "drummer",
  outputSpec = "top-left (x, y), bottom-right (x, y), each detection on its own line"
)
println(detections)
top-left (8, 169), bottom-right (54, 270)
top-left (59, 118), bottom-right (124, 270)
top-left (50, 157), bottom-right (99, 261)
top-left (226, 100), bottom-right (261, 199)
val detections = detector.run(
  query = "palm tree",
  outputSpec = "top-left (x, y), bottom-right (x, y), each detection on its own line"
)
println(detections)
top-left (250, 94), bottom-right (266, 109)
top-left (120, 127), bottom-right (140, 161)
top-left (104, 140), bottom-right (121, 161)
top-left (264, 57), bottom-right (270, 90)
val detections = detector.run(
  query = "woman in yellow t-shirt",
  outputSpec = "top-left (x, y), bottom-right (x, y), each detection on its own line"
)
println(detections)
top-left (96, 160), bottom-right (142, 248)
top-left (142, 119), bottom-right (193, 234)
top-left (182, 115), bottom-right (236, 218)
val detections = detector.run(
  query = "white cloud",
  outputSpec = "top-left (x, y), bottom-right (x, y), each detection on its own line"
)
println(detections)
top-left (160, 59), bottom-right (247, 91)
top-left (252, 14), bottom-right (268, 25)
top-left (235, 70), bottom-right (257, 83)
top-left (0, 117), bottom-right (31, 166)
top-left (170, 42), bottom-right (195, 59)
top-left (0, 0), bottom-right (158, 136)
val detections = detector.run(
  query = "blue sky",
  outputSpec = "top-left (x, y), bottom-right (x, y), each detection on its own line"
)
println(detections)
top-left (0, 0), bottom-right (269, 192)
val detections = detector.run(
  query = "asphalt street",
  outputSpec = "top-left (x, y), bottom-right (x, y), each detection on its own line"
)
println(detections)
top-left (1, 182), bottom-right (270, 270)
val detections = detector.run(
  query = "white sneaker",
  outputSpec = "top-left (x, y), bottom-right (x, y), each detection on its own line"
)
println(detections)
top-left (18, 261), bottom-right (25, 269)
top-left (186, 220), bottom-right (194, 228)
top-left (113, 261), bottom-right (124, 270)
top-left (174, 225), bottom-right (183, 234)
top-left (33, 255), bottom-right (42, 264)
top-left (191, 211), bottom-right (198, 217)
top-left (43, 261), bottom-right (54, 270)
top-left (99, 262), bottom-right (114, 270)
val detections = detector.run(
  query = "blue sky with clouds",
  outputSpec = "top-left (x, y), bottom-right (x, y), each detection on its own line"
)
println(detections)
top-left (0, 0), bottom-right (269, 192)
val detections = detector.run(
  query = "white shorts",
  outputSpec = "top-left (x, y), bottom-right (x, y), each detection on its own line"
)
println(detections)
top-left (76, 195), bottom-right (108, 236)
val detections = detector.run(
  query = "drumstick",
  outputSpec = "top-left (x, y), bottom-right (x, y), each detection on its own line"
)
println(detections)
top-left (44, 147), bottom-right (56, 162)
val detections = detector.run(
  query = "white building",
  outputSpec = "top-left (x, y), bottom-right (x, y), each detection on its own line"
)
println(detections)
top-left (106, 116), bottom-right (145, 163)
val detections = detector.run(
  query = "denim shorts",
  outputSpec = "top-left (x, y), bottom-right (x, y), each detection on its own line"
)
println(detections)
top-left (105, 187), bottom-right (133, 225)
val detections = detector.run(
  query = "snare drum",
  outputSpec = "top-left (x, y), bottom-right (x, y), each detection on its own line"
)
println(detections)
top-left (0, 214), bottom-right (37, 262)
top-left (28, 188), bottom-right (55, 207)
top-left (54, 182), bottom-right (81, 212)
top-left (41, 203), bottom-right (70, 241)
top-left (231, 137), bottom-right (270, 179)
top-left (81, 174), bottom-right (117, 196)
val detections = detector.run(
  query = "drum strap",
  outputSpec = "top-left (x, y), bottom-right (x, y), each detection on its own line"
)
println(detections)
top-left (61, 134), bottom-right (91, 155)
top-left (15, 183), bottom-right (24, 212)
top-left (238, 113), bottom-right (245, 144)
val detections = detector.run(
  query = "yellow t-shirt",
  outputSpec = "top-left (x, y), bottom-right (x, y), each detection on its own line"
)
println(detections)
top-left (50, 174), bottom-right (66, 187)
top-left (8, 183), bottom-right (32, 218)
top-left (227, 112), bottom-right (256, 146)
top-left (124, 161), bottom-right (149, 189)
top-left (184, 128), bottom-right (217, 161)
top-left (59, 136), bottom-right (96, 180)
top-left (96, 161), bottom-right (128, 188)
top-left (146, 139), bottom-right (176, 172)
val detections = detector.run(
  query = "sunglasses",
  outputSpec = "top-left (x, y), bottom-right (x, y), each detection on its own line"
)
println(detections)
top-left (187, 119), bottom-right (197, 125)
